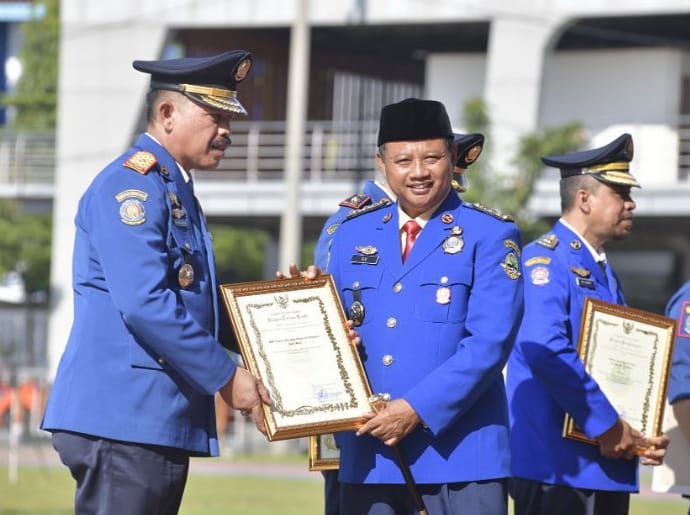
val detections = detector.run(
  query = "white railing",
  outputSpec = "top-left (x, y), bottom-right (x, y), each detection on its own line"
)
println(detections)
top-left (679, 115), bottom-right (690, 181)
top-left (0, 131), bottom-right (56, 186)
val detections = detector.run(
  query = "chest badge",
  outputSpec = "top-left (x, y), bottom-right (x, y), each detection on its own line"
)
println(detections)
top-left (436, 286), bottom-right (451, 304)
top-left (178, 263), bottom-right (195, 289)
top-left (349, 301), bottom-right (365, 326)
top-left (443, 235), bottom-right (464, 254)
top-left (441, 213), bottom-right (454, 224)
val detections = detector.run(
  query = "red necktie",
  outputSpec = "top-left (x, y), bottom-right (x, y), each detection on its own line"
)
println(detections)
top-left (402, 220), bottom-right (422, 263)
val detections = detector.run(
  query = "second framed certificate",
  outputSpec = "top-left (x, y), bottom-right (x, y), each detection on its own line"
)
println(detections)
top-left (564, 298), bottom-right (676, 445)
top-left (220, 275), bottom-right (372, 441)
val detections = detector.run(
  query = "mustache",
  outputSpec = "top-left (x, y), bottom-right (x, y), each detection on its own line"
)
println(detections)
top-left (212, 135), bottom-right (232, 149)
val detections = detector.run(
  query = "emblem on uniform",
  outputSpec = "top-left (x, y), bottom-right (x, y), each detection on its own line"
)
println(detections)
top-left (570, 240), bottom-right (582, 250)
top-left (178, 263), bottom-right (195, 288)
top-left (503, 239), bottom-right (521, 257)
top-left (234, 57), bottom-right (252, 82)
top-left (678, 301), bottom-right (690, 338)
top-left (340, 193), bottom-right (371, 209)
top-left (356, 245), bottom-right (378, 256)
top-left (382, 213), bottom-right (393, 223)
top-left (530, 266), bottom-right (549, 286)
top-left (326, 223), bottom-right (339, 235)
top-left (465, 145), bottom-right (481, 164)
top-left (441, 213), bottom-right (454, 224)
top-left (349, 300), bottom-right (365, 326)
top-left (570, 267), bottom-right (591, 278)
top-left (525, 256), bottom-right (551, 267)
top-left (443, 235), bottom-right (464, 254)
top-left (435, 286), bottom-right (451, 305)
top-left (501, 251), bottom-right (521, 279)
top-left (160, 165), bottom-right (169, 176)
top-left (116, 189), bottom-right (149, 225)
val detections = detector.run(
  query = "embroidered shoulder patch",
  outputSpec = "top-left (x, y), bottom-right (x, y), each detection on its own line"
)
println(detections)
top-left (536, 234), bottom-right (559, 249)
top-left (530, 266), bottom-right (550, 286)
top-left (339, 193), bottom-right (371, 209)
top-left (678, 301), bottom-right (690, 338)
top-left (467, 202), bottom-right (514, 222)
top-left (123, 151), bottom-right (157, 175)
top-left (345, 198), bottom-right (393, 221)
top-left (525, 256), bottom-right (551, 267)
top-left (326, 223), bottom-right (339, 235)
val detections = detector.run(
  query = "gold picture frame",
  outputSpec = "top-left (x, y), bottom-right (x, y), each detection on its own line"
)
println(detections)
top-left (563, 298), bottom-right (677, 445)
top-left (308, 434), bottom-right (340, 471)
top-left (220, 275), bottom-right (372, 441)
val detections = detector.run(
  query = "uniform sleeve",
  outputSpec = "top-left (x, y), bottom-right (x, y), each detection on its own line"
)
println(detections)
top-left (314, 208), bottom-right (347, 270)
top-left (404, 222), bottom-right (524, 436)
top-left (83, 171), bottom-right (236, 395)
top-left (515, 247), bottom-right (618, 439)
top-left (667, 293), bottom-right (690, 404)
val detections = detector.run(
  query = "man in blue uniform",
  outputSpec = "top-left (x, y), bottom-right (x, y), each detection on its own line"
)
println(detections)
top-left (506, 133), bottom-right (668, 515)
top-left (325, 98), bottom-right (523, 514)
top-left (315, 130), bottom-right (485, 515)
top-left (41, 50), bottom-right (270, 515)
top-left (666, 280), bottom-right (690, 514)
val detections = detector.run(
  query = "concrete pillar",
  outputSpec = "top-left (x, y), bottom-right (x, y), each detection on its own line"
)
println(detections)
top-left (483, 15), bottom-right (565, 174)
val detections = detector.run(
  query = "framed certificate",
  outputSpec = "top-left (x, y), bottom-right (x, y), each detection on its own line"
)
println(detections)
top-left (220, 275), bottom-right (372, 441)
top-left (564, 298), bottom-right (677, 445)
top-left (308, 434), bottom-right (340, 471)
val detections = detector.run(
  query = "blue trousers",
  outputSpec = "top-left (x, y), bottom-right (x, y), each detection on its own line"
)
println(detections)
top-left (509, 477), bottom-right (630, 515)
top-left (52, 431), bottom-right (189, 515)
top-left (340, 479), bottom-right (508, 515)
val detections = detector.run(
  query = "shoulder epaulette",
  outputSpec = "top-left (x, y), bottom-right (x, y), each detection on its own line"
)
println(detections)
top-left (123, 151), bottom-right (157, 175)
top-left (536, 234), bottom-right (559, 249)
top-left (467, 202), bottom-right (514, 222)
top-left (339, 193), bottom-right (372, 209)
top-left (345, 198), bottom-right (393, 220)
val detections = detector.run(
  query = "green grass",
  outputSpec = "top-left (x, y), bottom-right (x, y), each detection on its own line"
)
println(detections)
top-left (0, 465), bottom-right (687, 515)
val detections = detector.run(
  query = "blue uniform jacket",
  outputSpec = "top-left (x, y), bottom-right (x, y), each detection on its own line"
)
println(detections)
top-left (314, 180), bottom-right (391, 269)
top-left (507, 220), bottom-right (637, 491)
top-left (667, 280), bottom-right (690, 404)
top-left (327, 191), bottom-right (523, 484)
top-left (41, 134), bottom-right (236, 456)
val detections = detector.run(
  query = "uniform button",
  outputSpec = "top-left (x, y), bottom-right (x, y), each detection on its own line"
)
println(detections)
top-left (440, 276), bottom-right (449, 284)
top-left (393, 283), bottom-right (403, 293)
top-left (386, 317), bottom-right (397, 328)
top-left (157, 357), bottom-right (166, 365)
top-left (352, 281), bottom-right (360, 289)
top-left (184, 242), bottom-right (191, 250)
top-left (382, 354), bottom-right (394, 366)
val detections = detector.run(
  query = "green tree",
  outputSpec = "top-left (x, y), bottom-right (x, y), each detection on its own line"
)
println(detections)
top-left (459, 97), bottom-right (586, 241)
top-left (208, 225), bottom-right (270, 283)
top-left (3, 0), bottom-right (60, 130)
top-left (0, 200), bottom-right (52, 295)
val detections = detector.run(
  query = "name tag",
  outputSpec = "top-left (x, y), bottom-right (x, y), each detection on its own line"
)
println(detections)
top-left (351, 255), bottom-right (379, 265)
top-left (576, 277), bottom-right (595, 289)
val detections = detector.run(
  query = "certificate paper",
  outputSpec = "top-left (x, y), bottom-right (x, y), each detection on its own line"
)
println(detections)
top-left (564, 298), bottom-right (676, 444)
top-left (220, 275), bottom-right (372, 441)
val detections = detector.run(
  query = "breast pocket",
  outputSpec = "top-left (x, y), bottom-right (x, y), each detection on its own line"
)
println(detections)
top-left (414, 265), bottom-right (473, 323)
top-left (341, 269), bottom-right (383, 327)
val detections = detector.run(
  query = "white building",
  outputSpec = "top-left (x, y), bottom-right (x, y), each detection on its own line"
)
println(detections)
top-left (49, 0), bottom-right (690, 370)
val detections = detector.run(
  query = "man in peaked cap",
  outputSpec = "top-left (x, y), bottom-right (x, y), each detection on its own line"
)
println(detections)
top-left (41, 50), bottom-right (271, 515)
top-left (506, 133), bottom-right (668, 515)
top-left (325, 98), bottom-right (523, 514)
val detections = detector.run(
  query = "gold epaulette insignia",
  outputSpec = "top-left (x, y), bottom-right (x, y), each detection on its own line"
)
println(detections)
top-left (536, 234), bottom-right (559, 249)
top-left (123, 151), bottom-right (157, 175)
top-left (468, 202), bottom-right (514, 222)
top-left (345, 198), bottom-right (393, 220)
top-left (570, 267), bottom-right (592, 278)
top-left (340, 193), bottom-right (372, 209)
